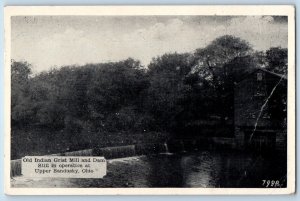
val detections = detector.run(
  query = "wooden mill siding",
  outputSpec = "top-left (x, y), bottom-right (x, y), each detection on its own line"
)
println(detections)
top-left (234, 68), bottom-right (287, 150)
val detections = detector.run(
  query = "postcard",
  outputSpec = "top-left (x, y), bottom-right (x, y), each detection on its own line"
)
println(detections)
top-left (4, 5), bottom-right (295, 195)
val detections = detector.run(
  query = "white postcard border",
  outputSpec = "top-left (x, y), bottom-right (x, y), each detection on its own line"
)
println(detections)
top-left (4, 5), bottom-right (295, 195)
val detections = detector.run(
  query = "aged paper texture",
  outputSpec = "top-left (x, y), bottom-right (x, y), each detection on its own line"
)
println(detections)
top-left (4, 5), bottom-right (295, 195)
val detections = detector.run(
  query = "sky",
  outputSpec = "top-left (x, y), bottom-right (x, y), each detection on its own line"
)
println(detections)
top-left (11, 15), bottom-right (288, 73)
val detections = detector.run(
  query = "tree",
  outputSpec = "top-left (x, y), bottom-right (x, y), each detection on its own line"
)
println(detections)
top-left (145, 53), bottom-right (196, 131)
top-left (86, 58), bottom-right (149, 131)
top-left (192, 35), bottom-right (253, 122)
top-left (11, 61), bottom-right (33, 126)
top-left (266, 47), bottom-right (287, 75)
top-left (11, 35), bottom-right (266, 145)
top-left (194, 35), bottom-right (253, 85)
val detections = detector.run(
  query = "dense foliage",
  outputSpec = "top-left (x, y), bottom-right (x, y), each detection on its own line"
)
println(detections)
top-left (11, 35), bottom-right (287, 148)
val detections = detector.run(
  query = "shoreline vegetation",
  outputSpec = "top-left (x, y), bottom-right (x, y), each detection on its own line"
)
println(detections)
top-left (11, 35), bottom-right (287, 160)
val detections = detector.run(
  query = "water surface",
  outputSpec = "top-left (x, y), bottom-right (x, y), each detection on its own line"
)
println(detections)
top-left (12, 150), bottom-right (286, 188)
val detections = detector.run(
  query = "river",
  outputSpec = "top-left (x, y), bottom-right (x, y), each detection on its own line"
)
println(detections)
top-left (12, 150), bottom-right (286, 188)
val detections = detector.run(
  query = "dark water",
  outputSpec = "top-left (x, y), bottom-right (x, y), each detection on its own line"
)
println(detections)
top-left (69, 150), bottom-right (286, 188)
top-left (12, 150), bottom-right (286, 188)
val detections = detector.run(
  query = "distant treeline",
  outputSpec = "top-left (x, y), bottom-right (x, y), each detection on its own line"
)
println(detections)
top-left (12, 35), bottom-right (287, 137)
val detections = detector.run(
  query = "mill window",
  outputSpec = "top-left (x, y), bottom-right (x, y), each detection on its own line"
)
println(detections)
top-left (257, 72), bottom-right (263, 81)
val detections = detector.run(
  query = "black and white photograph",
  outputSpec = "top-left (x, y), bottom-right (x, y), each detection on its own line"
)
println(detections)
top-left (4, 6), bottom-right (295, 195)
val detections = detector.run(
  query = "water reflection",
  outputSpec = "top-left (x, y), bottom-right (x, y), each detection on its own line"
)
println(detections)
top-left (68, 150), bottom-right (286, 188)
top-left (11, 150), bottom-right (286, 188)
top-left (144, 152), bottom-right (229, 187)
top-left (183, 152), bottom-right (221, 187)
